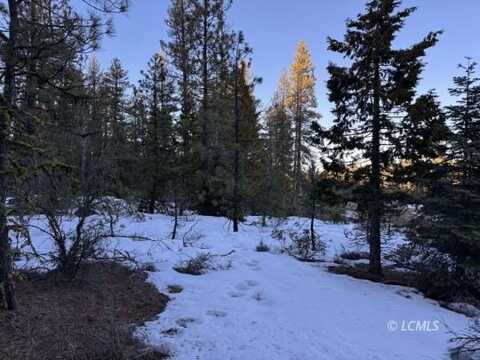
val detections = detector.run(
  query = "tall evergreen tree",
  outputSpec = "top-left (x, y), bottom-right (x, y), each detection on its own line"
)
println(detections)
top-left (447, 59), bottom-right (480, 185)
top-left (395, 91), bottom-right (450, 199)
top-left (326, 0), bottom-right (440, 275)
top-left (163, 0), bottom-right (198, 208)
top-left (101, 58), bottom-right (130, 195)
top-left (138, 53), bottom-right (176, 213)
top-left (287, 41), bottom-right (319, 211)
top-left (193, 0), bottom-right (234, 215)
top-left (237, 62), bottom-right (263, 216)
top-left (409, 59), bottom-right (480, 297)
top-left (264, 72), bottom-right (294, 216)
top-left (231, 32), bottom-right (254, 231)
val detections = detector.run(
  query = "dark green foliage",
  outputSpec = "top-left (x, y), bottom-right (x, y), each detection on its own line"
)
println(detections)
top-left (0, 0), bottom-right (128, 310)
top-left (137, 53), bottom-right (177, 213)
top-left (405, 60), bottom-right (480, 300)
top-left (325, 0), bottom-right (440, 274)
top-left (101, 58), bottom-right (131, 196)
top-left (395, 91), bottom-right (450, 196)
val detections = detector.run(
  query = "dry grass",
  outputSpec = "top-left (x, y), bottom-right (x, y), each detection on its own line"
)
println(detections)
top-left (167, 285), bottom-right (184, 294)
top-left (255, 241), bottom-right (270, 252)
top-left (173, 253), bottom-right (212, 276)
top-left (328, 264), bottom-right (415, 287)
top-left (338, 250), bottom-right (370, 261)
top-left (0, 262), bottom-right (169, 360)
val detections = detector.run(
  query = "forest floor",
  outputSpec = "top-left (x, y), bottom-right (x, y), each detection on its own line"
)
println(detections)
top-left (0, 262), bottom-right (169, 360)
top-left (18, 214), bottom-right (474, 359)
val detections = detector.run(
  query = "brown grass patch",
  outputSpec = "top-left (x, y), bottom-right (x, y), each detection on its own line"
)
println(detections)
top-left (327, 264), bottom-right (415, 287)
top-left (167, 285), bottom-right (184, 294)
top-left (0, 262), bottom-right (169, 360)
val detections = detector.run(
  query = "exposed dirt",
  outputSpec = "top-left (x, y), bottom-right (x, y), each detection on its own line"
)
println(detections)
top-left (0, 262), bottom-right (169, 360)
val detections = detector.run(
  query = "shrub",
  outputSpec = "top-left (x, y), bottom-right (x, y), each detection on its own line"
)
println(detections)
top-left (451, 318), bottom-right (480, 358)
top-left (255, 241), bottom-right (270, 252)
top-left (167, 285), bottom-right (184, 294)
top-left (173, 254), bottom-right (212, 275)
top-left (271, 228), bottom-right (288, 251)
top-left (287, 229), bottom-right (325, 261)
top-left (388, 245), bottom-right (480, 304)
top-left (339, 250), bottom-right (370, 261)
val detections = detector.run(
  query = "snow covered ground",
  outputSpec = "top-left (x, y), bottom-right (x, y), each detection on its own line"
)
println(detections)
top-left (20, 214), bottom-right (472, 359)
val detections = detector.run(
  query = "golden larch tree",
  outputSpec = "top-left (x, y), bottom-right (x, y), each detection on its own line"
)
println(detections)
top-left (287, 40), bottom-right (318, 210)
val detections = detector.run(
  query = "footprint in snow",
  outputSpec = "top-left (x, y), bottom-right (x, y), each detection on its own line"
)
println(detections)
top-left (228, 290), bottom-right (245, 298)
top-left (206, 310), bottom-right (227, 318)
top-left (235, 282), bottom-right (249, 291)
top-left (175, 317), bottom-right (198, 328)
top-left (162, 327), bottom-right (183, 337)
top-left (235, 280), bottom-right (259, 292)
top-left (245, 260), bottom-right (260, 267)
top-left (245, 260), bottom-right (262, 271)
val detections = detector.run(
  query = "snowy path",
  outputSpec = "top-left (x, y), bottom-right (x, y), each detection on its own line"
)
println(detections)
top-left (120, 215), bottom-right (470, 360)
top-left (21, 214), bottom-right (470, 359)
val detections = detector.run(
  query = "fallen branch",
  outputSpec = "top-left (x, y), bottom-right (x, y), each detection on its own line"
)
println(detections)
top-left (102, 234), bottom-right (172, 250)
top-left (209, 250), bottom-right (235, 257)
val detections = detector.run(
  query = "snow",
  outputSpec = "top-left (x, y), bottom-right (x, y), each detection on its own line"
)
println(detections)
top-left (18, 214), bottom-right (471, 359)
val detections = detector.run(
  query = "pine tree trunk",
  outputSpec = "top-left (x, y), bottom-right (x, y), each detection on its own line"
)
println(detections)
top-left (199, 0), bottom-right (211, 215)
top-left (310, 164), bottom-right (316, 251)
top-left (149, 72), bottom-right (160, 215)
top-left (293, 106), bottom-right (302, 212)
top-left (0, 0), bottom-right (19, 311)
top-left (172, 185), bottom-right (178, 240)
top-left (24, 1), bottom-right (37, 135)
top-left (310, 212), bottom-right (315, 251)
top-left (148, 186), bottom-right (156, 214)
top-left (178, 0), bottom-right (193, 207)
top-left (369, 60), bottom-right (382, 276)
top-left (232, 54), bottom-right (240, 233)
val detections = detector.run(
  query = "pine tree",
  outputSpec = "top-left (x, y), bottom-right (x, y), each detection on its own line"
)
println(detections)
top-left (326, 0), bottom-right (440, 275)
top-left (410, 59), bottom-right (480, 296)
top-left (231, 32), bottom-right (254, 232)
top-left (129, 86), bottom-right (149, 192)
top-left (101, 58), bottom-right (130, 195)
top-left (193, 0), bottom-right (234, 215)
top-left (447, 59), bottom-right (480, 185)
top-left (237, 62), bottom-right (263, 216)
top-left (138, 53), bottom-right (176, 213)
top-left (396, 91), bottom-right (450, 200)
top-left (287, 41), bottom-right (319, 211)
top-left (264, 72), bottom-right (294, 216)
top-left (163, 0), bottom-right (198, 208)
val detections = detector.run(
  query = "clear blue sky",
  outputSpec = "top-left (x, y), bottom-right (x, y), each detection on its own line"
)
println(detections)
top-left (95, 0), bottom-right (480, 125)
